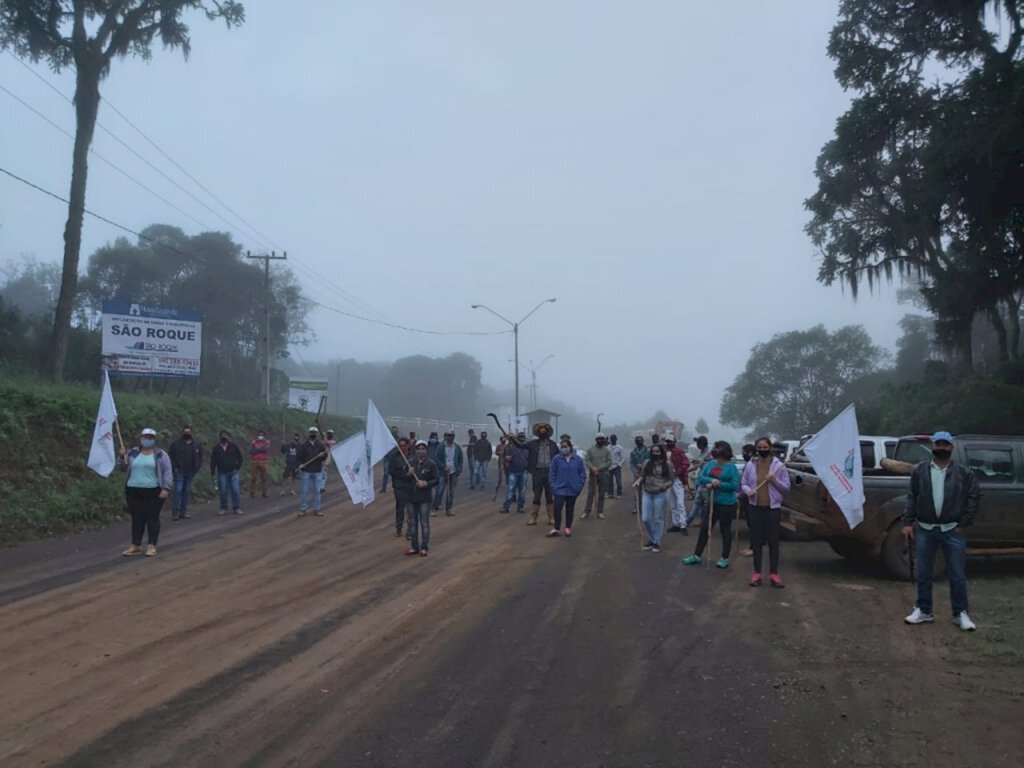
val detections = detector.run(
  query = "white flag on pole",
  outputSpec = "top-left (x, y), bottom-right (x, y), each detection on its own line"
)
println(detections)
top-left (365, 399), bottom-right (398, 467)
top-left (332, 431), bottom-right (375, 506)
top-left (801, 403), bottom-right (864, 529)
top-left (87, 370), bottom-right (119, 477)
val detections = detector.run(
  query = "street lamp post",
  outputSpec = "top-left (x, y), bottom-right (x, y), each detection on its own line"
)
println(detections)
top-left (510, 355), bottom-right (555, 410)
top-left (472, 298), bottom-right (556, 427)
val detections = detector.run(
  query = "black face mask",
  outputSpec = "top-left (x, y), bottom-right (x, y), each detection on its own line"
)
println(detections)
top-left (220, 437), bottom-right (228, 444)
top-left (757, 449), bottom-right (771, 458)
top-left (932, 448), bottom-right (952, 460)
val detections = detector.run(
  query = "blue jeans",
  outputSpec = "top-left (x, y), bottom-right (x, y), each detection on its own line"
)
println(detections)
top-left (503, 471), bottom-right (526, 512)
top-left (915, 526), bottom-right (969, 616)
top-left (471, 459), bottom-right (489, 488)
top-left (434, 471), bottom-right (458, 511)
top-left (642, 490), bottom-right (668, 545)
top-left (409, 501), bottom-right (431, 551)
top-left (217, 470), bottom-right (241, 511)
top-left (173, 471), bottom-right (196, 517)
top-left (301, 471), bottom-right (322, 512)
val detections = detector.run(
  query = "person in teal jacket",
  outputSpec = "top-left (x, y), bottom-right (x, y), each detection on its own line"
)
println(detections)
top-left (682, 442), bottom-right (740, 569)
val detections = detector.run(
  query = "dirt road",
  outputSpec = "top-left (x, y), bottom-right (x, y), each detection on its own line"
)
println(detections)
top-left (1, 478), bottom-right (1022, 767)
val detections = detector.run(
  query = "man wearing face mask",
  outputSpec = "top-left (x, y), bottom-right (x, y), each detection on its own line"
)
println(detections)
top-left (167, 425), bottom-right (204, 521)
top-left (406, 440), bottom-right (440, 557)
top-left (210, 431), bottom-right (244, 516)
top-left (629, 435), bottom-right (649, 484)
top-left (249, 430), bottom-right (272, 499)
top-left (297, 427), bottom-right (327, 517)
top-left (902, 432), bottom-right (980, 631)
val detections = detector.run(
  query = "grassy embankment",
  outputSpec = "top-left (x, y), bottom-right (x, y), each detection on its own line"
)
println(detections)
top-left (0, 376), bottom-right (360, 545)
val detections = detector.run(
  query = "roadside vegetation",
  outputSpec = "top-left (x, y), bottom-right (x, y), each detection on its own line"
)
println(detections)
top-left (0, 376), bottom-right (359, 544)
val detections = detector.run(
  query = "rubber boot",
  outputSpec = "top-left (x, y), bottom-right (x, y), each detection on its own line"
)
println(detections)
top-left (546, 502), bottom-right (554, 527)
top-left (528, 504), bottom-right (540, 526)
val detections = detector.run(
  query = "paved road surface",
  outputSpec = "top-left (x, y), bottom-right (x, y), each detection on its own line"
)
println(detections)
top-left (1, 475), bottom-right (1022, 767)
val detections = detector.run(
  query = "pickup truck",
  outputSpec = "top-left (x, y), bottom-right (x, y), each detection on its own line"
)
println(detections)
top-left (783, 434), bottom-right (1024, 579)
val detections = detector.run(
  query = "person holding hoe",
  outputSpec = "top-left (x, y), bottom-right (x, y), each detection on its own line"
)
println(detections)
top-left (739, 436), bottom-right (792, 587)
top-left (683, 441), bottom-right (740, 568)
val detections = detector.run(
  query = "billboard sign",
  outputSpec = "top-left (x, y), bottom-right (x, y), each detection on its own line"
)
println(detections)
top-left (101, 300), bottom-right (203, 378)
top-left (288, 379), bottom-right (328, 413)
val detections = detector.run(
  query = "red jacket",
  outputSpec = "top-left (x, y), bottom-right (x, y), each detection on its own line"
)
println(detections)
top-left (669, 447), bottom-right (690, 480)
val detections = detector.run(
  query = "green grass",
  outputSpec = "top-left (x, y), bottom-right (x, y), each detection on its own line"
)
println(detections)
top-left (0, 376), bottom-right (361, 544)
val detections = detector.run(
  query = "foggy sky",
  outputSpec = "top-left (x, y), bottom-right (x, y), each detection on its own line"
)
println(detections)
top-left (0, 1), bottom-right (908, 439)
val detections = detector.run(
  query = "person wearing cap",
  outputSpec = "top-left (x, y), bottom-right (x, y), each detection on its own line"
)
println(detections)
top-left (500, 431), bottom-right (529, 514)
top-left (902, 431), bottom-right (979, 631)
top-left (248, 429), bottom-right (272, 499)
top-left (664, 436), bottom-right (691, 534)
top-left (297, 427), bottom-right (327, 517)
top-left (406, 439), bottom-right (440, 556)
top-left (432, 430), bottom-right (463, 516)
top-left (582, 433), bottom-right (613, 519)
top-left (210, 430), bottom-right (244, 516)
top-left (119, 428), bottom-right (173, 557)
top-left (319, 429), bottom-right (337, 493)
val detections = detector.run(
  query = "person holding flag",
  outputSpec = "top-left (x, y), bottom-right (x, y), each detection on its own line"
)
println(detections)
top-left (118, 428), bottom-right (173, 557)
top-left (388, 437), bottom-right (414, 537)
top-left (406, 440), bottom-right (440, 557)
top-left (297, 427), bottom-right (327, 517)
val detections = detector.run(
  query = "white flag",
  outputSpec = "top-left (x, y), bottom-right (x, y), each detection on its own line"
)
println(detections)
top-left (332, 431), bottom-right (375, 506)
top-left (87, 370), bottom-right (119, 477)
top-left (801, 403), bottom-right (864, 529)
top-left (365, 399), bottom-right (398, 467)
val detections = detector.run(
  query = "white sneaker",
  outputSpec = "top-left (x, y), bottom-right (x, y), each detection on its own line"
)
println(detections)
top-left (953, 612), bottom-right (976, 632)
top-left (904, 607), bottom-right (934, 624)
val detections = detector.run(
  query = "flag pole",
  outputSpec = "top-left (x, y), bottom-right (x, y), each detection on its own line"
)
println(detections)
top-left (114, 419), bottom-right (126, 456)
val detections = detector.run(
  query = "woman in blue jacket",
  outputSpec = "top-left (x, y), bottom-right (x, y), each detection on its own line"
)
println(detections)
top-left (682, 442), bottom-right (740, 569)
top-left (547, 438), bottom-right (587, 538)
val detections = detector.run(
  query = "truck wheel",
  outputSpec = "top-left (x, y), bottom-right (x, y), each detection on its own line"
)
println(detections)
top-left (881, 523), bottom-right (945, 581)
top-left (828, 538), bottom-right (871, 562)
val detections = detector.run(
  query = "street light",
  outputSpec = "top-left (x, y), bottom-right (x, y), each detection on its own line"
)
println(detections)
top-left (472, 298), bottom-right (556, 425)
top-left (509, 354), bottom-right (556, 410)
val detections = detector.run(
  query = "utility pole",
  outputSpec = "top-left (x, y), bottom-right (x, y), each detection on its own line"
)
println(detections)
top-left (246, 250), bottom-right (287, 405)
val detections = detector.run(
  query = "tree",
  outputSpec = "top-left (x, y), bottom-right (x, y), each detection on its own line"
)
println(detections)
top-left (805, 0), bottom-right (1024, 369)
top-left (719, 325), bottom-right (885, 438)
top-left (694, 417), bottom-right (709, 435)
top-left (1, 0), bottom-right (245, 381)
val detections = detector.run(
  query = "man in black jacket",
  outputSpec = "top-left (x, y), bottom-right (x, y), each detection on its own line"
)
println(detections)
top-left (388, 437), bottom-right (413, 538)
top-left (902, 431), bottom-right (980, 631)
top-left (406, 440), bottom-right (440, 556)
top-left (210, 431), bottom-right (243, 515)
top-left (472, 431), bottom-right (493, 490)
top-left (297, 427), bottom-right (327, 517)
top-left (167, 425), bottom-right (204, 520)
top-left (525, 423), bottom-right (557, 527)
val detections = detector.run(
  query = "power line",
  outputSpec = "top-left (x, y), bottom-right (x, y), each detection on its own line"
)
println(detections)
top-left (0, 165), bottom-right (185, 254)
top-left (0, 83), bottom-right (218, 234)
top-left (309, 298), bottom-right (511, 337)
top-left (8, 53), bottom-right (274, 252)
top-left (2, 165), bottom-right (509, 339)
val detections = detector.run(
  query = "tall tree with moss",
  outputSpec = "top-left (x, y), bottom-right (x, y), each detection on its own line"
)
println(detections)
top-left (806, 0), bottom-right (1024, 369)
top-left (0, 1), bottom-right (245, 381)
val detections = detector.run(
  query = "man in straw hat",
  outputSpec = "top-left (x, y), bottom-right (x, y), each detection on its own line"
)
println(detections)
top-left (525, 422), bottom-right (557, 527)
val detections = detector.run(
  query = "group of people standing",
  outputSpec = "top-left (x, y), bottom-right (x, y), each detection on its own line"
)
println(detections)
top-left (631, 433), bottom-right (791, 587)
top-left (118, 424), bottom-right (341, 556)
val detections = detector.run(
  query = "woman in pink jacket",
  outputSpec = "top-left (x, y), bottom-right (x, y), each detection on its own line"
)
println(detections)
top-left (740, 436), bottom-right (792, 588)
